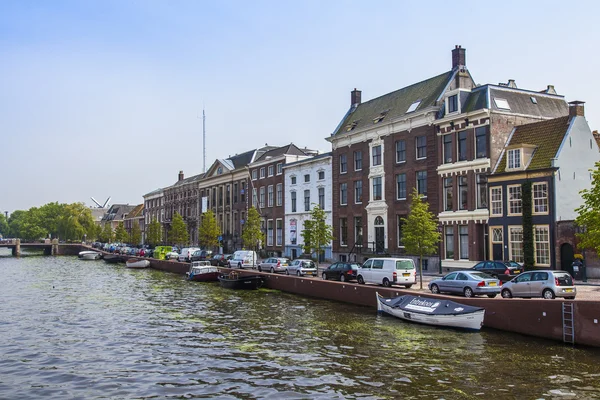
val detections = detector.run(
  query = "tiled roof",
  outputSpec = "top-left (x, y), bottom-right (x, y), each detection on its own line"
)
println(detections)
top-left (332, 71), bottom-right (454, 136)
top-left (494, 116), bottom-right (570, 174)
top-left (254, 144), bottom-right (308, 162)
top-left (283, 152), bottom-right (332, 168)
top-left (461, 89), bottom-right (488, 113)
top-left (489, 87), bottom-right (567, 117)
top-left (126, 204), bottom-right (144, 219)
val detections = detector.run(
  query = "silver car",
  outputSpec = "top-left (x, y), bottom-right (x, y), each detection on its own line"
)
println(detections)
top-left (428, 271), bottom-right (501, 298)
top-left (501, 270), bottom-right (576, 299)
top-left (286, 259), bottom-right (318, 277)
top-left (258, 257), bottom-right (291, 273)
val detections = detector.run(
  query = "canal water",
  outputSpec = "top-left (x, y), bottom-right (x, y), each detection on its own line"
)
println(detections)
top-left (1, 251), bottom-right (600, 399)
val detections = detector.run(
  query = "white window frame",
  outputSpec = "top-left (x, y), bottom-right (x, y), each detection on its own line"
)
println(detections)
top-left (507, 149), bottom-right (521, 170)
top-left (340, 154), bottom-right (347, 174)
top-left (372, 176), bottom-right (383, 201)
top-left (340, 218), bottom-right (348, 247)
top-left (508, 226), bottom-right (524, 264)
top-left (259, 187), bottom-right (265, 209)
top-left (276, 183), bottom-right (282, 206)
top-left (276, 163), bottom-right (283, 175)
top-left (318, 170), bottom-right (325, 180)
top-left (416, 136), bottom-right (427, 160)
top-left (267, 185), bottom-right (273, 207)
top-left (372, 145), bottom-right (382, 166)
top-left (533, 182), bottom-right (548, 215)
top-left (444, 225), bottom-right (454, 260)
top-left (447, 94), bottom-right (459, 114)
top-left (354, 180), bottom-right (362, 204)
top-left (534, 225), bottom-right (551, 266)
top-left (507, 185), bottom-right (522, 216)
top-left (459, 225), bottom-right (469, 260)
top-left (260, 167), bottom-right (266, 179)
top-left (395, 140), bottom-right (406, 163)
top-left (267, 219), bottom-right (274, 246)
top-left (340, 183), bottom-right (348, 205)
top-left (268, 165), bottom-right (274, 177)
top-left (276, 218), bottom-right (283, 246)
top-left (396, 173), bottom-right (407, 200)
top-left (290, 175), bottom-right (296, 185)
top-left (354, 151), bottom-right (362, 171)
top-left (252, 170), bottom-right (258, 180)
top-left (490, 187), bottom-right (503, 216)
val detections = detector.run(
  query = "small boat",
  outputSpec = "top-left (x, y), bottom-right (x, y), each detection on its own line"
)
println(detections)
top-left (103, 254), bottom-right (127, 264)
top-left (376, 292), bottom-right (485, 331)
top-left (126, 259), bottom-right (151, 269)
top-left (186, 261), bottom-right (220, 282)
top-left (78, 251), bottom-right (102, 260)
top-left (218, 272), bottom-right (264, 290)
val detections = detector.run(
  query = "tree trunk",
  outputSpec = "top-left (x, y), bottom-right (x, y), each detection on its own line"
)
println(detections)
top-left (419, 251), bottom-right (423, 290)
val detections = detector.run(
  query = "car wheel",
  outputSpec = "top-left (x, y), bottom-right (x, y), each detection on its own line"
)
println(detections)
top-left (340, 274), bottom-right (346, 282)
top-left (542, 289), bottom-right (556, 299)
top-left (487, 294), bottom-right (497, 298)
top-left (270, 267), bottom-right (275, 273)
top-left (238, 263), bottom-right (242, 269)
top-left (286, 269), bottom-right (289, 275)
top-left (430, 284), bottom-right (440, 294)
top-left (357, 276), bottom-right (365, 285)
top-left (297, 271), bottom-right (301, 277)
top-left (463, 287), bottom-right (474, 298)
top-left (258, 266), bottom-right (262, 272)
top-left (322, 273), bottom-right (327, 280)
top-left (501, 289), bottom-right (512, 298)
top-left (404, 284), bottom-right (412, 289)
top-left (382, 278), bottom-right (391, 287)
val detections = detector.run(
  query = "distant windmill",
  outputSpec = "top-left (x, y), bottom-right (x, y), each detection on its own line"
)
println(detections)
top-left (90, 196), bottom-right (111, 208)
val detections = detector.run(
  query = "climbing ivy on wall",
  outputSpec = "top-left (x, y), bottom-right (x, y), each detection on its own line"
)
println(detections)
top-left (522, 180), bottom-right (534, 270)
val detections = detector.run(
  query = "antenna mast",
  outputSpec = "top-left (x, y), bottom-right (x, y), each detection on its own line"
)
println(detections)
top-left (203, 108), bottom-right (206, 173)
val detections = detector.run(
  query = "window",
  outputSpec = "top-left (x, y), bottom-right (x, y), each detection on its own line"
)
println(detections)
top-left (395, 140), bottom-right (406, 163)
top-left (276, 183), bottom-right (282, 206)
top-left (533, 182), bottom-right (548, 214)
top-left (443, 135), bottom-right (452, 164)
top-left (492, 227), bottom-right (503, 243)
top-left (355, 217), bottom-right (362, 244)
top-left (226, 184), bottom-right (231, 205)
top-left (457, 131), bottom-right (467, 161)
top-left (291, 191), bottom-right (297, 212)
top-left (535, 226), bottom-right (550, 265)
top-left (276, 219), bottom-right (283, 246)
top-left (448, 95), bottom-right (458, 113)
top-left (340, 154), bottom-right (347, 173)
top-left (372, 145), bottom-right (382, 166)
top-left (459, 175), bottom-right (468, 210)
top-left (241, 182), bottom-right (246, 202)
top-left (459, 225), bottom-right (469, 259)
top-left (530, 96), bottom-right (538, 104)
top-left (444, 177), bottom-right (453, 211)
top-left (318, 171), bottom-right (325, 180)
top-left (397, 216), bottom-right (405, 247)
top-left (476, 174), bottom-right (488, 209)
top-left (259, 187), bottom-right (265, 208)
top-left (268, 165), bottom-right (274, 177)
top-left (340, 218), bottom-right (348, 246)
top-left (252, 170), bottom-right (258, 180)
top-left (304, 174), bottom-right (310, 183)
top-left (494, 97), bottom-right (511, 110)
top-left (234, 183), bottom-right (238, 203)
top-left (260, 167), bottom-right (265, 179)
top-left (267, 185), bottom-right (273, 207)
top-left (276, 163), bottom-right (282, 175)
top-left (416, 171), bottom-right (427, 196)
top-left (252, 188), bottom-right (257, 208)
top-left (340, 183), bottom-right (347, 205)
top-left (396, 173), bottom-right (406, 200)
top-left (354, 151), bottom-right (362, 170)
top-left (304, 190), bottom-right (310, 211)
top-left (267, 220), bottom-right (273, 246)
top-left (354, 180), bottom-right (363, 203)
top-left (475, 127), bottom-right (487, 158)
top-left (318, 187), bottom-right (325, 209)
top-left (508, 185), bottom-right (522, 215)
top-left (291, 176), bottom-right (296, 185)
top-left (445, 226), bottom-right (454, 259)
top-left (509, 227), bottom-right (523, 263)
top-left (416, 136), bottom-right (427, 159)
top-left (372, 176), bottom-right (382, 201)
top-left (508, 149), bottom-right (521, 169)
top-left (406, 100), bottom-right (421, 113)
top-left (491, 187), bottom-right (502, 216)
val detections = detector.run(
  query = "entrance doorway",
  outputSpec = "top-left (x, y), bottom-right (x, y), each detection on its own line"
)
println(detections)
top-left (561, 243), bottom-right (574, 275)
top-left (374, 216), bottom-right (385, 253)
top-left (291, 249), bottom-right (297, 259)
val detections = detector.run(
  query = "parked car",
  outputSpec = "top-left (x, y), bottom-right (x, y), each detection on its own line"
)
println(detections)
top-left (179, 247), bottom-right (201, 262)
top-left (322, 262), bottom-right (360, 282)
top-left (470, 261), bottom-right (522, 282)
top-left (190, 249), bottom-right (213, 262)
top-left (287, 259), bottom-right (318, 277)
top-left (258, 257), bottom-right (291, 273)
top-left (501, 270), bottom-right (576, 299)
top-left (211, 253), bottom-right (232, 267)
top-left (229, 250), bottom-right (258, 269)
top-left (166, 251), bottom-right (179, 260)
top-left (358, 258), bottom-right (417, 288)
top-left (429, 271), bottom-right (501, 298)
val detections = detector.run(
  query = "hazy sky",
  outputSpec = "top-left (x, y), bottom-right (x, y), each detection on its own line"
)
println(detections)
top-left (1, 0), bottom-right (598, 214)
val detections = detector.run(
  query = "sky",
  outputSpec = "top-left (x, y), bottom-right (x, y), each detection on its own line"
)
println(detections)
top-left (1, 0), bottom-right (599, 214)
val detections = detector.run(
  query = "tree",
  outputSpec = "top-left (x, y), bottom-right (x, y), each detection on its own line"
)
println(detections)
top-left (521, 181), bottom-right (534, 270)
top-left (301, 205), bottom-right (333, 261)
top-left (241, 207), bottom-right (264, 254)
top-left (146, 218), bottom-right (162, 246)
top-left (576, 161), bottom-right (600, 254)
top-left (114, 222), bottom-right (128, 243)
top-left (198, 210), bottom-right (221, 250)
top-left (169, 212), bottom-right (189, 247)
top-left (7, 210), bottom-right (26, 238)
top-left (401, 188), bottom-right (441, 289)
top-left (100, 223), bottom-right (114, 243)
top-left (130, 222), bottom-right (142, 245)
top-left (0, 213), bottom-right (9, 238)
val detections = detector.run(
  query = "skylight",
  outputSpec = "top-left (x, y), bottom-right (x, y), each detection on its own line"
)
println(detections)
top-left (530, 96), bottom-right (538, 104)
top-left (346, 121), bottom-right (358, 131)
top-left (406, 100), bottom-right (421, 113)
top-left (494, 98), bottom-right (511, 110)
top-left (373, 111), bottom-right (388, 124)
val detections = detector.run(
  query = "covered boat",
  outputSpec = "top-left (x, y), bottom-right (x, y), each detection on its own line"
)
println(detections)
top-left (376, 293), bottom-right (484, 331)
top-left (125, 259), bottom-right (151, 269)
top-left (186, 261), bottom-right (220, 282)
top-left (218, 272), bottom-right (264, 290)
top-left (78, 251), bottom-right (102, 260)
top-left (103, 254), bottom-right (127, 264)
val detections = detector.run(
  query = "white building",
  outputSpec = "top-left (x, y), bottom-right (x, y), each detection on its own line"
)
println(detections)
top-left (284, 153), bottom-right (333, 261)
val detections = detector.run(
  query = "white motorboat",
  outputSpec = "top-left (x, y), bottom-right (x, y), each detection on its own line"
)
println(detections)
top-left (125, 259), bottom-right (151, 269)
top-left (376, 292), bottom-right (485, 331)
top-left (78, 251), bottom-right (102, 260)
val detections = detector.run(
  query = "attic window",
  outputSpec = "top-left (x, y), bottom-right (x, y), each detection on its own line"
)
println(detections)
top-left (494, 98), bottom-right (511, 110)
top-left (373, 111), bottom-right (388, 124)
top-left (507, 149), bottom-right (522, 170)
top-left (346, 121), bottom-right (358, 131)
top-left (217, 167), bottom-right (223, 175)
top-left (406, 100), bottom-right (421, 113)
top-left (530, 96), bottom-right (538, 104)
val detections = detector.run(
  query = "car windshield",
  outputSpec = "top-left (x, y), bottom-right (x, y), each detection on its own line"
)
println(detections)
top-left (350, 264), bottom-right (360, 270)
top-left (554, 273), bottom-right (574, 286)
top-left (470, 271), bottom-right (494, 279)
top-left (395, 260), bottom-right (413, 270)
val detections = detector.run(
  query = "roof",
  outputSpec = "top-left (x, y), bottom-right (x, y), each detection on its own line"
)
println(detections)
top-left (126, 204), bottom-right (144, 219)
top-left (283, 152), bottom-right (332, 169)
top-left (253, 143), bottom-right (309, 163)
top-left (101, 204), bottom-right (137, 222)
top-left (332, 70), bottom-right (455, 136)
top-left (143, 188), bottom-right (163, 197)
top-left (494, 116), bottom-right (571, 174)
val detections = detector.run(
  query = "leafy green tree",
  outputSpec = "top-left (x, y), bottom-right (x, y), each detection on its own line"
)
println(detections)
top-left (20, 207), bottom-right (47, 240)
top-left (301, 204), bottom-right (333, 261)
top-left (198, 210), bottom-right (221, 249)
top-left (576, 161), bottom-right (600, 254)
top-left (7, 210), bottom-right (26, 238)
top-left (401, 188), bottom-right (441, 289)
top-left (130, 222), bottom-right (142, 245)
top-left (146, 218), bottom-right (162, 246)
top-left (169, 212), bottom-right (189, 247)
top-left (114, 221), bottom-right (128, 243)
top-left (241, 207), bottom-right (264, 252)
top-left (0, 213), bottom-right (9, 238)
top-left (100, 223), bottom-right (114, 243)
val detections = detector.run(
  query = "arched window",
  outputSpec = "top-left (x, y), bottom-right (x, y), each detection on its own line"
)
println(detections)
top-left (375, 216), bottom-right (384, 226)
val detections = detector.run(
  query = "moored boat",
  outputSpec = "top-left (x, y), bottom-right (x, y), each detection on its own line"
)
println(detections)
top-left (376, 292), bottom-right (485, 331)
top-left (78, 251), bottom-right (102, 260)
top-left (218, 272), bottom-right (264, 290)
top-left (103, 254), bottom-right (127, 264)
top-left (125, 259), bottom-right (151, 269)
top-left (187, 261), bottom-right (220, 282)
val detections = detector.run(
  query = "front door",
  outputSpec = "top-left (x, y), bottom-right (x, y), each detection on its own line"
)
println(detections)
top-left (291, 249), bottom-right (297, 259)
top-left (375, 227), bottom-right (385, 253)
top-left (492, 244), bottom-right (503, 261)
top-left (561, 243), bottom-right (574, 275)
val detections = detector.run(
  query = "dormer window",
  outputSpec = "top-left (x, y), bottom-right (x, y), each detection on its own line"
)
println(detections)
top-left (346, 121), bottom-right (358, 131)
top-left (447, 95), bottom-right (458, 113)
top-left (507, 149), bottom-right (521, 169)
top-left (406, 100), bottom-right (421, 113)
top-left (373, 111), bottom-right (388, 124)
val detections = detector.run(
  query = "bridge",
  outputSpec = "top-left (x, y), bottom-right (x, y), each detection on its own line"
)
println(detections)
top-left (0, 239), bottom-right (85, 256)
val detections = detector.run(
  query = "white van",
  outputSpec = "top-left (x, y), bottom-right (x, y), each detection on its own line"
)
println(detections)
top-left (357, 258), bottom-right (417, 288)
top-left (178, 247), bottom-right (200, 262)
top-left (229, 250), bottom-right (258, 269)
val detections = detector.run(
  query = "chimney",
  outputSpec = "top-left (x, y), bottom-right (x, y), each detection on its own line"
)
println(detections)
top-left (568, 101), bottom-right (585, 118)
top-left (507, 79), bottom-right (517, 88)
top-left (452, 45), bottom-right (466, 69)
top-left (178, 170), bottom-right (184, 181)
top-left (545, 85), bottom-right (557, 95)
top-left (351, 88), bottom-right (362, 106)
